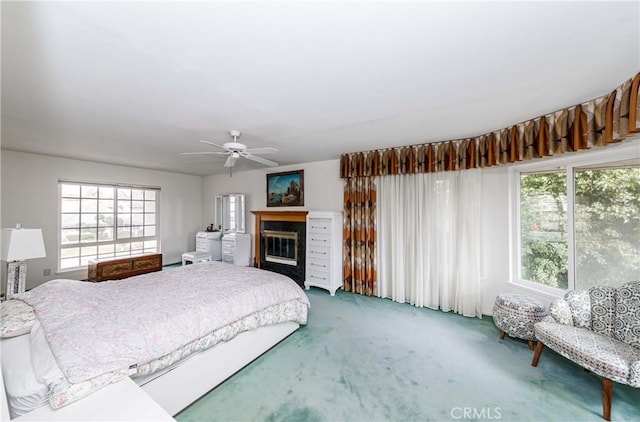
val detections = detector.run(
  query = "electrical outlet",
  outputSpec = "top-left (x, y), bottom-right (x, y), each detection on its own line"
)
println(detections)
top-left (43, 269), bottom-right (51, 276)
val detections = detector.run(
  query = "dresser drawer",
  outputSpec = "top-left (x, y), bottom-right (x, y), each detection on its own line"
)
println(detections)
top-left (308, 233), bottom-right (331, 248)
top-left (196, 238), bottom-right (210, 250)
top-left (100, 261), bottom-right (133, 278)
top-left (133, 255), bottom-right (162, 271)
top-left (306, 270), bottom-right (330, 286)
top-left (307, 256), bottom-right (331, 273)
top-left (308, 218), bottom-right (332, 235)
top-left (307, 245), bottom-right (331, 260)
top-left (222, 248), bottom-right (235, 258)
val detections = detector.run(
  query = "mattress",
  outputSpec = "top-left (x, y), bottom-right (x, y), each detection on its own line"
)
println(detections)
top-left (18, 262), bottom-right (309, 384)
top-left (1, 333), bottom-right (48, 418)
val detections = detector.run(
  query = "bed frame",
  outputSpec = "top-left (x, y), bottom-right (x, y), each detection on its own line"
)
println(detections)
top-left (2, 322), bottom-right (299, 420)
top-left (140, 321), bottom-right (299, 415)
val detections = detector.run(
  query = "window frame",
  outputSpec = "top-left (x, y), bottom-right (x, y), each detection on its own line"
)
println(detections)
top-left (57, 180), bottom-right (161, 272)
top-left (509, 140), bottom-right (640, 296)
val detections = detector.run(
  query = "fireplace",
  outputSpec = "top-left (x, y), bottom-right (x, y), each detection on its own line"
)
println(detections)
top-left (264, 230), bottom-right (298, 266)
top-left (252, 211), bottom-right (308, 287)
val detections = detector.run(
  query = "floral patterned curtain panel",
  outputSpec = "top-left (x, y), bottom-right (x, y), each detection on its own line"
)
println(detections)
top-left (340, 73), bottom-right (640, 178)
top-left (343, 177), bottom-right (377, 296)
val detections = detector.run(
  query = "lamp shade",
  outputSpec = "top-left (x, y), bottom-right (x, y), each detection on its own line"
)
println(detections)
top-left (1, 228), bottom-right (47, 261)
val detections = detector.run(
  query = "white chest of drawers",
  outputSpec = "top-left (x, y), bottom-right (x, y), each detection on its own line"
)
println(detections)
top-left (304, 211), bottom-right (343, 296)
top-left (196, 231), bottom-right (222, 261)
top-left (221, 233), bottom-right (252, 266)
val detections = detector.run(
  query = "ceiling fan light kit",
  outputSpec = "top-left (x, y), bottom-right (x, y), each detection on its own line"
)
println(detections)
top-left (180, 130), bottom-right (279, 173)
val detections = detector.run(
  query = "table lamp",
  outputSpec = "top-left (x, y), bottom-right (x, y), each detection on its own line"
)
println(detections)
top-left (1, 225), bottom-right (46, 298)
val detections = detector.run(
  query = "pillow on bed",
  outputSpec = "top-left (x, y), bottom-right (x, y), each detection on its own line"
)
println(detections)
top-left (1, 299), bottom-right (36, 338)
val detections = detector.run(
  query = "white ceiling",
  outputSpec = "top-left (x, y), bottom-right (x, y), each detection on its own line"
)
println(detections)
top-left (2, 1), bottom-right (638, 176)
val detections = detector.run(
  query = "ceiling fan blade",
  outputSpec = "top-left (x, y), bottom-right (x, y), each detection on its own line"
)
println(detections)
top-left (243, 154), bottom-right (279, 167)
top-left (244, 147), bottom-right (279, 155)
top-left (179, 151), bottom-right (229, 155)
top-left (200, 140), bottom-right (228, 150)
top-left (224, 155), bottom-right (238, 167)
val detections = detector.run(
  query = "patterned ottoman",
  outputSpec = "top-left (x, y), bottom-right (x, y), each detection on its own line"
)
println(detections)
top-left (493, 293), bottom-right (547, 350)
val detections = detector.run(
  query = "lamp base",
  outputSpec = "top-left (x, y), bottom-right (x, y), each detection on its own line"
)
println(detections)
top-left (6, 261), bottom-right (27, 299)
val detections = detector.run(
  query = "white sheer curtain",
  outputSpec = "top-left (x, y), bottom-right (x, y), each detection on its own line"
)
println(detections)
top-left (377, 169), bottom-right (482, 317)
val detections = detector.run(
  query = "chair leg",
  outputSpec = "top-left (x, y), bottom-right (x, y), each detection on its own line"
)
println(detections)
top-left (528, 340), bottom-right (534, 351)
top-left (499, 330), bottom-right (505, 340)
top-left (603, 378), bottom-right (612, 421)
top-left (531, 341), bottom-right (544, 367)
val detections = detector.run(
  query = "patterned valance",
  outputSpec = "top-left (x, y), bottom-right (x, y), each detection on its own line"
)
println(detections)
top-left (340, 73), bottom-right (640, 178)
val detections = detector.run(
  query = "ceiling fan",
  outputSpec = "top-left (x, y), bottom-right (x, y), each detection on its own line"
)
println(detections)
top-left (180, 130), bottom-right (279, 169)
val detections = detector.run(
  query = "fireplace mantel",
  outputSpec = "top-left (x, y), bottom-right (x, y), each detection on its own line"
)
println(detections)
top-left (251, 210), bottom-right (308, 268)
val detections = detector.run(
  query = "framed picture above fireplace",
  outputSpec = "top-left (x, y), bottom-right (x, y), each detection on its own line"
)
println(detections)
top-left (266, 170), bottom-right (304, 207)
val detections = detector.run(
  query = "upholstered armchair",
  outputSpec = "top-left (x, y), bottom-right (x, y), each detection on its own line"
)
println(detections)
top-left (531, 281), bottom-right (640, 421)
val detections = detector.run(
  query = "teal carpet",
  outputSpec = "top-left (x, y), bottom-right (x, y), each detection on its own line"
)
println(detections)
top-left (176, 289), bottom-right (640, 422)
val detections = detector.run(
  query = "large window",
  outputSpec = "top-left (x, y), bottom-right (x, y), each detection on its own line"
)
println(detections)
top-left (513, 151), bottom-right (640, 292)
top-left (519, 170), bottom-right (568, 289)
top-left (59, 181), bottom-right (160, 271)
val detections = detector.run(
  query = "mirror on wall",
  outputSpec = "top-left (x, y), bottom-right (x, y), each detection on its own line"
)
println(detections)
top-left (215, 193), bottom-right (246, 234)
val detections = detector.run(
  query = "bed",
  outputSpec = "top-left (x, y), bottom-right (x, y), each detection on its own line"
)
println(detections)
top-left (0, 261), bottom-right (310, 419)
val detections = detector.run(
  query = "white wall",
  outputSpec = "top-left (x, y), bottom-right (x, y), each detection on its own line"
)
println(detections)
top-left (0, 150), bottom-right (203, 289)
top-left (202, 159), bottom-right (343, 244)
top-left (480, 166), bottom-right (521, 315)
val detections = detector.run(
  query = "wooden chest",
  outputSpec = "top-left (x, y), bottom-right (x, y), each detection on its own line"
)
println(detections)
top-left (87, 253), bottom-right (163, 282)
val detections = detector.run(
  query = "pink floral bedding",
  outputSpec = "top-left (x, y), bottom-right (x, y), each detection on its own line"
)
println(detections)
top-left (14, 261), bottom-right (309, 408)
top-left (0, 299), bottom-right (36, 337)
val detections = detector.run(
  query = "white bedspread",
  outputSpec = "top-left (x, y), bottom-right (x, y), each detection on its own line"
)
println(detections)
top-left (15, 262), bottom-right (309, 385)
